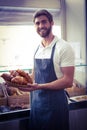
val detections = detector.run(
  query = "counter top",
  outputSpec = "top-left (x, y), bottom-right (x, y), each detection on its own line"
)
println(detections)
top-left (69, 100), bottom-right (87, 110)
top-left (0, 101), bottom-right (87, 123)
top-left (0, 108), bottom-right (30, 122)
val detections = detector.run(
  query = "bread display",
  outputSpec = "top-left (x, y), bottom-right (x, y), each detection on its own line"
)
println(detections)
top-left (6, 86), bottom-right (30, 109)
top-left (7, 86), bottom-right (29, 96)
top-left (1, 69), bottom-right (33, 86)
top-left (0, 83), bottom-right (30, 110)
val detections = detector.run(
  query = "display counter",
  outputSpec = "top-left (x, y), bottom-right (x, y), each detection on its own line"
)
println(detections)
top-left (0, 100), bottom-right (87, 122)
top-left (0, 108), bottom-right (30, 122)
top-left (0, 100), bottom-right (87, 130)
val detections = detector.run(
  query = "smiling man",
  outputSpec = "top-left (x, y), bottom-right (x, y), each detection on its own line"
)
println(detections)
top-left (19, 9), bottom-right (75, 130)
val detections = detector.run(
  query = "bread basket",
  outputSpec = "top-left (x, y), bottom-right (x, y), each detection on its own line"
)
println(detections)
top-left (4, 84), bottom-right (30, 109)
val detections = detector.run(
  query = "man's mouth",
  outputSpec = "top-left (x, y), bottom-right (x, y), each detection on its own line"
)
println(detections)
top-left (39, 28), bottom-right (46, 33)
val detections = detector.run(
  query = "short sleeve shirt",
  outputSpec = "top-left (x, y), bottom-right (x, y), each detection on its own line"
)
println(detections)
top-left (35, 36), bottom-right (75, 78)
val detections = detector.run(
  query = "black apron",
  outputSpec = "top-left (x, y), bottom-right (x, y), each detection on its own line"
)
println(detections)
top-left (29, 43), bottom-right (69, 130)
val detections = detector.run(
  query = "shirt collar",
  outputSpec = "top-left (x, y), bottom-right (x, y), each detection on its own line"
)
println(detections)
top-left (39, 36), bottom-right (59, 49)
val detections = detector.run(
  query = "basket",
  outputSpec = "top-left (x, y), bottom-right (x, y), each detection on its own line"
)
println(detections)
top-left (6, 87), bottom-right (30, 109)
top-left (0, 84), bottom-right (7, 106)
top-left (7, 94), bottom-right (30, 106)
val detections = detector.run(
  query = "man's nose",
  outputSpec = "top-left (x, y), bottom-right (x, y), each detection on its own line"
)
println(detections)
top-left (39, 22), bottom-right (44, 28)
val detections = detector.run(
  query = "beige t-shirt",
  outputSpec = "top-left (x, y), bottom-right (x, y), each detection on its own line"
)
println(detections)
top-left (35, 36), bottom-right (75, 79)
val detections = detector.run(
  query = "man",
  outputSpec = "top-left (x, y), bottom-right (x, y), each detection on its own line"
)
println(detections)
top-left (20, 9), bottom-right (75, 130)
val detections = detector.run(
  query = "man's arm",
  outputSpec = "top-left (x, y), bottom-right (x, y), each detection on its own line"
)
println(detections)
top-left (19, 66), bottom-right (74, 92)
top-left (29, 69), bottom-right (34, 82)
top-left (40, 66), bottom-right (75, 90)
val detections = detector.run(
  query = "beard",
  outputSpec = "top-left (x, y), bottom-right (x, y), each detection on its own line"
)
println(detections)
top-left (37, 26), bottom-right (52, 38)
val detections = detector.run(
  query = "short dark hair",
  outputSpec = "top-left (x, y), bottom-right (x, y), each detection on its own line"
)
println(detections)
top-left (33, 9), bottom-right (53, 23)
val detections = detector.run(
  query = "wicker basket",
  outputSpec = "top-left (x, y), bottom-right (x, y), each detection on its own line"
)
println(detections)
top-left (8, 94), bottom-right (30, 109)
top-left (0, 84), bottom-right (7, 106)
top-left (5, 86), bottom-right (30, 109)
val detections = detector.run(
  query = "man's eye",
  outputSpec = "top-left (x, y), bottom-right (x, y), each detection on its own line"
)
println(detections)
top-left (35, 22), bottom-right (40, 26)
top-left (35, 20), bottom-right (47, 26)
top-left (42, 20), bottom-right (47, 24)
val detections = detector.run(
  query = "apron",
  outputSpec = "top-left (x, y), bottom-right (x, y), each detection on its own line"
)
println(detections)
top-left (29, 43), bottom-right (69, 130)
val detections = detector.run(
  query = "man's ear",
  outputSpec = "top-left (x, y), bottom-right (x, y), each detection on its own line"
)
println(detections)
top-left (51, 21), bottom-right (54, 26)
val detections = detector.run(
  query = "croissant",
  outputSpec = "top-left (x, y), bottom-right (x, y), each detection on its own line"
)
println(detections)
top-left (16, 69), bottom-right (33, 84)
top-left (9, 70), bottom-right (19, 77)
top-left (1, 73), bottom-right (13, 81)
top-left (11, 76), bottom-right (28, 85)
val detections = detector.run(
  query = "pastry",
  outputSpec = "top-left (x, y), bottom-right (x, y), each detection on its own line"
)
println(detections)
top-left (11, 75), bottom-right (28, 85)
top-left (1, 73), bottom-right (13, 81)
top-left (16, 69), bottom-right (33, 84)
top-left (9, 70), bottom-right (19, 77)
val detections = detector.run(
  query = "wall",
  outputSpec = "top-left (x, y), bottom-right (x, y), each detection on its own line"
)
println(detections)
top-left (65, 0), bottom-right (86, 61)
top-left (65, 0), bottom-right (86, 86)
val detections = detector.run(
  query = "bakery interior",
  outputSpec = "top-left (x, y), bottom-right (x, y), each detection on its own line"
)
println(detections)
top-left (0, 0), bottom-right (87, 130)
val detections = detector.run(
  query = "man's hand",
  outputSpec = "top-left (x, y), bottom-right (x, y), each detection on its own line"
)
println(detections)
top-left (18, 83), bottom-right (39, 92)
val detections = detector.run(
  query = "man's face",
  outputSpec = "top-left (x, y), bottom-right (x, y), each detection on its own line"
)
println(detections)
top-left (34, 15), bottom-right (53, 38)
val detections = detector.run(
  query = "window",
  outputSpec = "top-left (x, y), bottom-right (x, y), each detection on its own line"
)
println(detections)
top-left (0, 25), bottom-right (61, 71)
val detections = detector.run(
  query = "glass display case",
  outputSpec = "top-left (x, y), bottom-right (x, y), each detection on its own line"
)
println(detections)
top-left (0, 65), bottom-right (87, 130)
top-left (0, 64), bottom-right (87, 111)
top-left (0, 64), bottom-right (87, 109)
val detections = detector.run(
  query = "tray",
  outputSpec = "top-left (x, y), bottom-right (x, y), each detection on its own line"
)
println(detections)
top-left (70, 95), bottom-right (87, 102)
top-left (6, 80), bottom-right (28, 88)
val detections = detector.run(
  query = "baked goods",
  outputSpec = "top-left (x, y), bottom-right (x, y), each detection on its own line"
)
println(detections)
top-left (1, 73), bottom-right (13, 81)
top-left (9, 70), bottom-right (19, 77)
top-left (16, 69), bottom-right (33, 84)
top-left (75, 95), bottom-right (87, 101)
top-left (6, 86), bottom-right (30, 109)
top-left (1, 69), bottom-right (33, 86)
top-left (11, 76), bottom-right (28, 85)
top-left (7, 86), bottom-right (29, 96)
top-left (70, 95), bottom-right (87, 102)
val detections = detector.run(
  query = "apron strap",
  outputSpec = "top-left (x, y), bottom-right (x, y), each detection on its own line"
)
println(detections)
top-left (34, 45), bottom-right (40, 58)
top-left (51, 43), bottom-right (57, 59)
